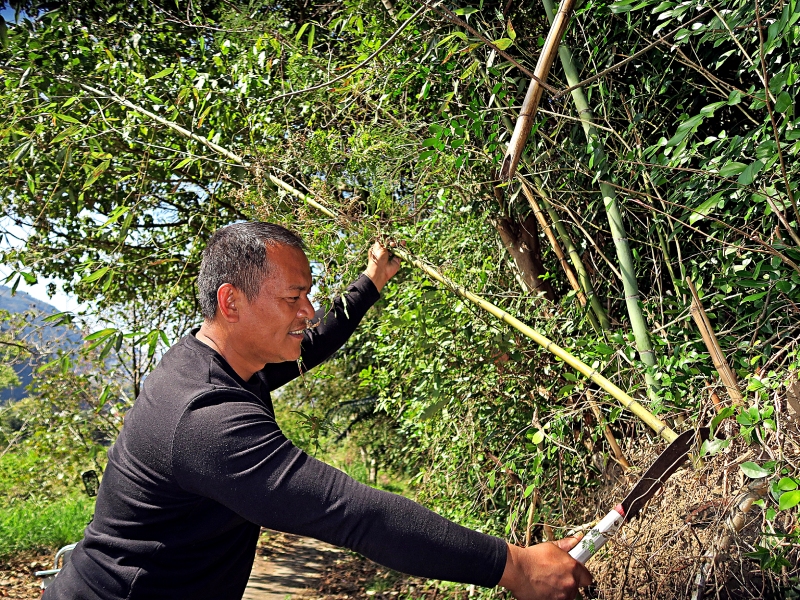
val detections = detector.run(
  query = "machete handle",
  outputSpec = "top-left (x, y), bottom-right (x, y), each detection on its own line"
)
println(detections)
top-left (568, 505), bottom-right (625, 564)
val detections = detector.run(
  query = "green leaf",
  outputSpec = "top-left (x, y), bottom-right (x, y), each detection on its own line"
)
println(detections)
top-left (531, 429), bottom-right (545, 444)
top-left (742, 291), bottom-right (768, 302)
top-left (82, 266), bottom-right (110, 283)
top-left (51, 126), bottom-right (82, 145)
top-left (492, 38), bottom-right (513, 50)
top-left (777, 477), bottom-right (799, 491)
top-left (523, 484), bottom-right (535, 498)
top-left (774, 91), bottom-right (793, 113)
top-left (54, 113), bottom-right (81, 124)
top-left (689, 192), bottom-right (723, 224)
top-left (700, 438), bottom-right (730, 456)
top-left (737, 160), bottom-right (765, 185)
top-left (779, 490), bottom-right (800, 510)
top-left (740, 461), bottom-right (771, 478)
top-left (710, 407), bottom-right (734, 434)
top-left (84, 327), bottom-right (117, 341)
top-left (149, 67), bottom-right (174, 80)
top-left (719, 161), bottom-right (747, 177)
top-left (83, 160), bottom-right (111, 190)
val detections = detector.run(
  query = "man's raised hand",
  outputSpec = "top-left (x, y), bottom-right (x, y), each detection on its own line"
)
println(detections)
top-left (364, 240), bottom-right (402, 292)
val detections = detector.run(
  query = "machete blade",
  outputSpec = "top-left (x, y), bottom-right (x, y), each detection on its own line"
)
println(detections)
top-left (621, 428), bottom-right (710, 521)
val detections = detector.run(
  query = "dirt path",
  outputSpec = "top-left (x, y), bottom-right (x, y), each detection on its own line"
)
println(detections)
top-left (244, 533), bottom-right (343, 600)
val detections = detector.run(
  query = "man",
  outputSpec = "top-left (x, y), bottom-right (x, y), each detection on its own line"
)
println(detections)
top-left (45, 222), bottom-right (591, 600)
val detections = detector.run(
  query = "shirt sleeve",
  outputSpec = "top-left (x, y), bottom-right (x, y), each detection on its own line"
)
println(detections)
top-left (261, 274), bottom-right (381, 391)
top-left (172, 394), bottom-right (507, 588)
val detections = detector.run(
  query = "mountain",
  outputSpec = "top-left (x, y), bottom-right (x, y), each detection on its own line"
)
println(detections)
top-left (0, 285), bottom-right (82, 404)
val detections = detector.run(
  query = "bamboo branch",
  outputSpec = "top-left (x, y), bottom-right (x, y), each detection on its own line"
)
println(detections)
top-left (264, 4), bottom-right (428, 104)
top-left (523, 176), bottom-right (611, 331)
top-left (270, 175), bottom-right (678, 443)
top-left (525, 488), bottom-right (540, 547)
top-left (586, 389), bottom-right (631, 470)
top-left (685, 278), bottom-right (743, 406)
top-left (423, 0), bottom-right (557, 92)
top-left (500, 0), bottom-right (576, 180)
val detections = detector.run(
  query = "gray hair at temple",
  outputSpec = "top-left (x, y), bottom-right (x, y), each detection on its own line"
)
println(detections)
top-left (198, 222), bottom-right (306, 320)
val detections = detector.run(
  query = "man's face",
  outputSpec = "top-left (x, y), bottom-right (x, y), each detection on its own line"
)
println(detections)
top-left (237, 244), bottom-right (314, 365)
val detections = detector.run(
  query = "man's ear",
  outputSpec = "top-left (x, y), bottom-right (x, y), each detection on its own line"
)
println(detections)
top-left (216, 283), bottom-right (241, 323)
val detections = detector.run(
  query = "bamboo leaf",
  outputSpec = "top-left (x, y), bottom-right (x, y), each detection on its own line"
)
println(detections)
top-left (83, 160), bottom-right (111, 190)
top-left (82, 266), bottom-right (110, 283)
top-left (149, 67), bottom-right (174, 80)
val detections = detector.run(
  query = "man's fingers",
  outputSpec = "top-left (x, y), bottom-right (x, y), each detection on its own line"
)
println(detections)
top-left (575, 562), bottom-right (593, 588)
top-left (554, 534), bottom-right (582, 552)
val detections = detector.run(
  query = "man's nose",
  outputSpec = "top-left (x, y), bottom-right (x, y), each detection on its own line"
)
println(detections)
top-left (297, 296), bottom-right (315, 320)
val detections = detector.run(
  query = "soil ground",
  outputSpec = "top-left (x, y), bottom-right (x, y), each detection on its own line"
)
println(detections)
top-left (0, 532), bottom-right (443, 599)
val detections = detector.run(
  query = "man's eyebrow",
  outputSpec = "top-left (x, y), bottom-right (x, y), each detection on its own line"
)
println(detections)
top-left (287, 284), bottom-right (311, 291)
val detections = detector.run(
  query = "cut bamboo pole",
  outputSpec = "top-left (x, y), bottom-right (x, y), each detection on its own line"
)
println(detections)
top-left (499, 0), bottom-right (576, 180)
top-left (586, 389), bottom-right (631, 470)
top-left (686, 278), bottom-right (743, 406)
top-left (540, 0), bottom-right (659, 398)
top-left (270, 174), bottom-right (678, 443)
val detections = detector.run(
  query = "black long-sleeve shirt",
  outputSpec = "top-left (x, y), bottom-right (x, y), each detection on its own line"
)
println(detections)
top-left (45, 275), bottom-right (507, 600)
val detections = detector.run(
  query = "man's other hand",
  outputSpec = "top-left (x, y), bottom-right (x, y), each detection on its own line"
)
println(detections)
top-left (498, 538), bottom-right (592, 600)
top-left (364, 241), bottom-right (402, 292)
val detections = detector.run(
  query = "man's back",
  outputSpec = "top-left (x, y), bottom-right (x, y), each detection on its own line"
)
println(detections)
top-left (47, 333), bottom-right (268, 599)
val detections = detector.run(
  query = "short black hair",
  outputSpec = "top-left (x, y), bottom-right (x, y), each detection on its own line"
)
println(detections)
top-left (197, 222), bottom-right (306, 320)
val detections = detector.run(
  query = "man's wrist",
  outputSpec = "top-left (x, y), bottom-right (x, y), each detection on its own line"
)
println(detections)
top-left (364, 268), bottom-right (388, 292)
top-left (498, 543), bottom-right (521, 593)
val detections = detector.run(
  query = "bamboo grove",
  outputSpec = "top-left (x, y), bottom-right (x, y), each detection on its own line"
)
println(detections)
top-left (1, 0), bottom-right (799, 595)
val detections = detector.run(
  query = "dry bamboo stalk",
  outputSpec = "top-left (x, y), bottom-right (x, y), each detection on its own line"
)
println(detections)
top-left (586, 389), bottom-right (631, 470)
top-left (517, 178), bottom-right (601, 332)
top-left (499, 0), bottom-right (576, 179)
top-left (519, 178), bottom-right (585, 306)
top-left (524, 489), bottom-right (540, 547)
top-left (686, 278), bottom-right (743, 406)
top-left (271, 175), bottom-right (679, 443)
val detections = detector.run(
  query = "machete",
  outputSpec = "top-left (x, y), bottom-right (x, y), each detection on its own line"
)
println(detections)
top-left (569, 428), bottom-right (710, 563)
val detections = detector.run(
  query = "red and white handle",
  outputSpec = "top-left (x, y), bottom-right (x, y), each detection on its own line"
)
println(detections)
top-left (568, 504), bottom-right (625, 564)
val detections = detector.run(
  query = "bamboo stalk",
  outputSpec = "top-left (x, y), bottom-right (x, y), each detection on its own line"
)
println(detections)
top-left (686, 278), bottom-right (743, 406)
top-left (540, 0), bottom-right (659, 398)
top-left (528, 176), bottom-right (611, 330)
top-left (519, 179), bottom-right (602, 334)
top-left (500, 0), bottom-right (576, 180)
top-left (270, 175), bottom-right (678, 443)
top-left (586, 389), bottom-right (631, 470)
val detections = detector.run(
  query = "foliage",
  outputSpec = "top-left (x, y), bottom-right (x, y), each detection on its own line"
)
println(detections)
top-left (0, 0), bottom-right (799, 593)
top-left (0, 493), bottom-right (94, 558)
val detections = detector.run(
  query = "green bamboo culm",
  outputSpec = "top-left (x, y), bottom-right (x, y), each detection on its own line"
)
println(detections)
top-left (540, 0), bottom-right (659, 398)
